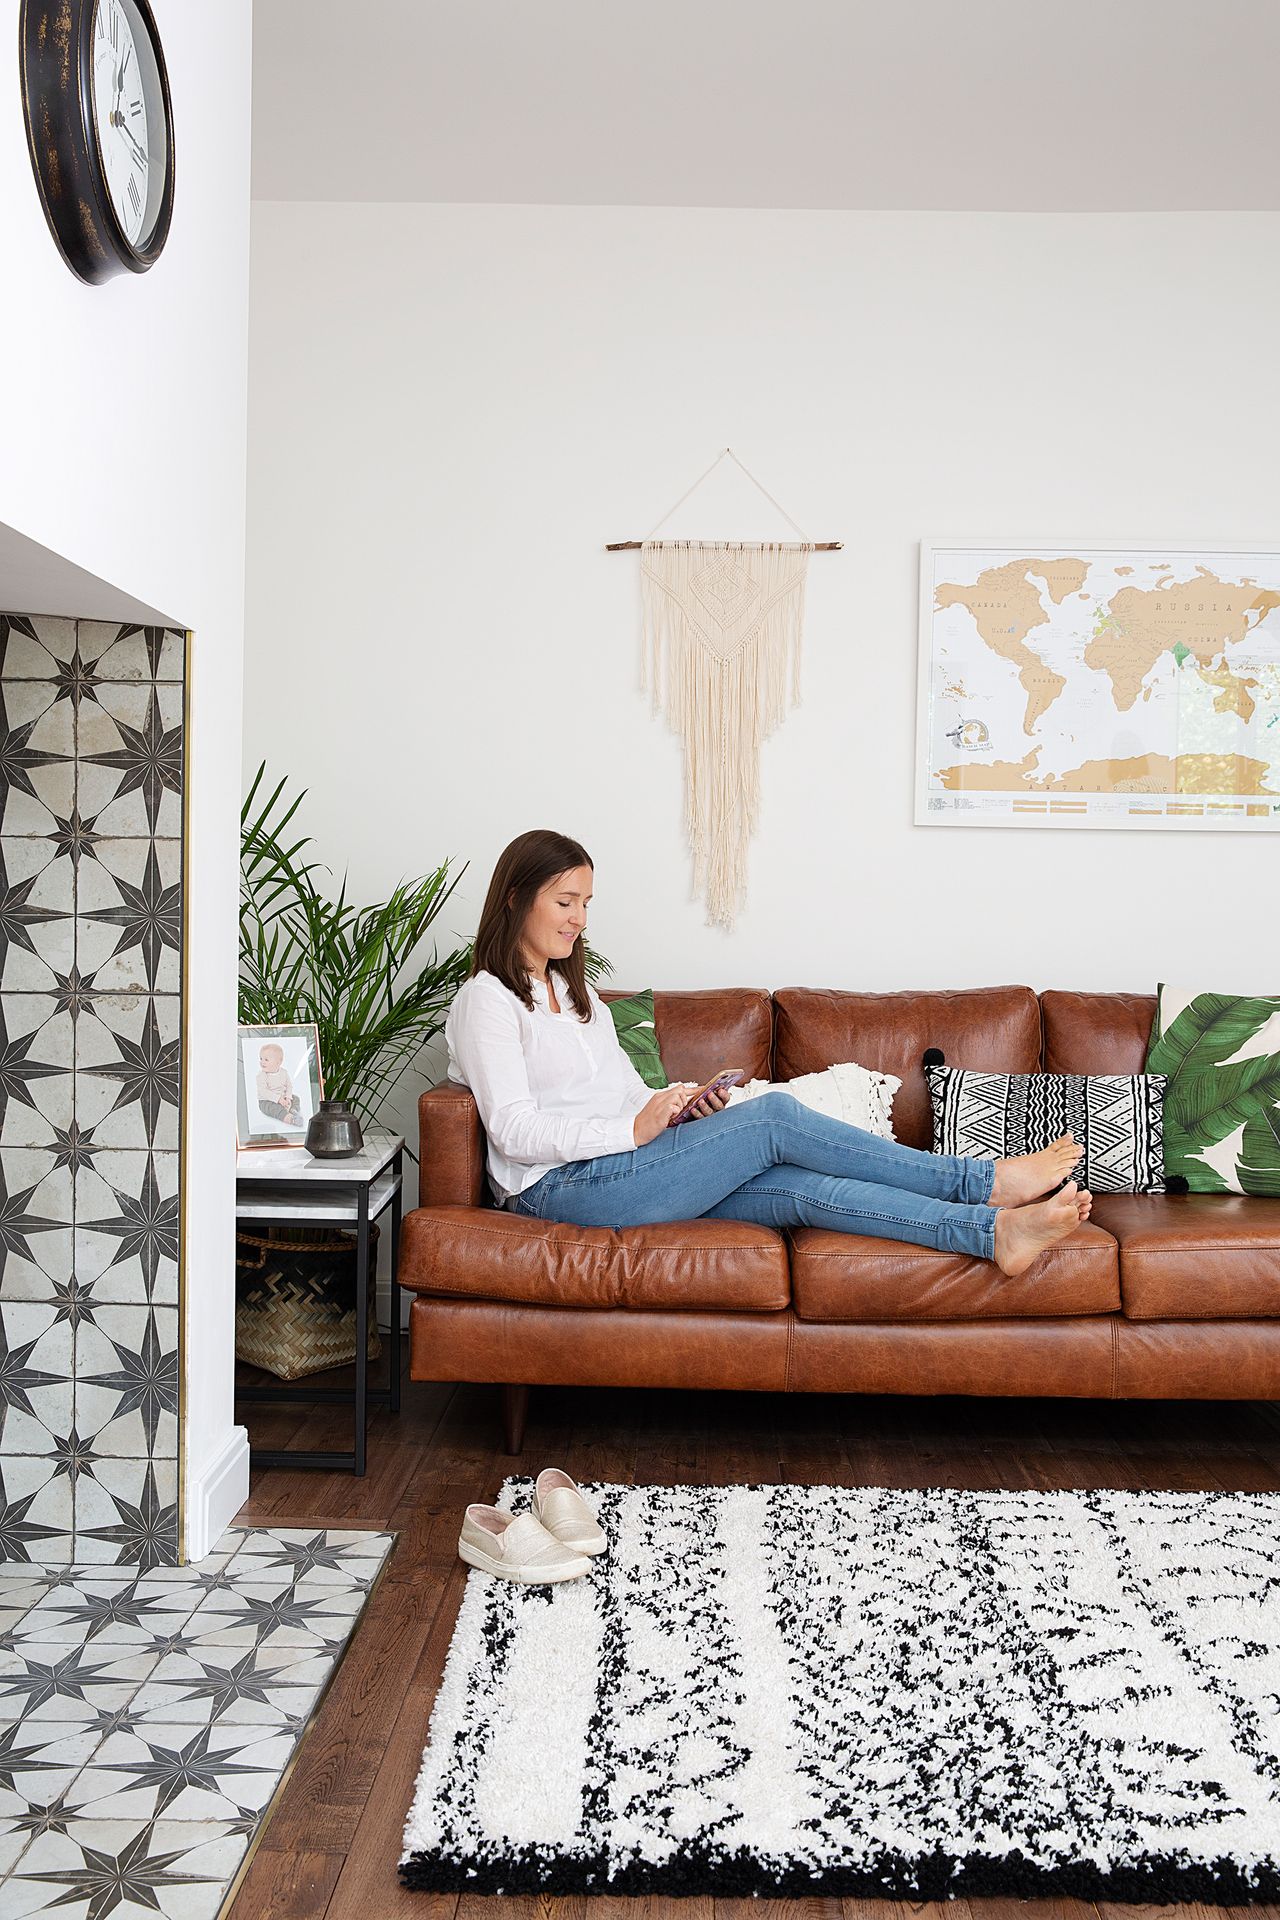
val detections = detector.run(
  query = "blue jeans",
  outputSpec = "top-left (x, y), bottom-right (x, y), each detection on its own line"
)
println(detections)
top-left (511, 1090), bottom-right (998, 1258)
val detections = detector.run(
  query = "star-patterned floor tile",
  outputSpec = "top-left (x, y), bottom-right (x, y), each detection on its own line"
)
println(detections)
top-left (0, 1575), bottom-right (57, 1628)
top-left (0, 1720), bottom-right (101, 1815)
top-left (65, 1720), bottom-right (291, 1823)
top-left (0, 1537), bottom-right (393, 1904)
top-left (7, 1576), bottom-right (203, 1650)
top-left (226, 1527), bottom-right (397, 1586)
top-left (180, 1580), bottom-right (366, 1651)
top-left (0, 1642), bottom-right (161, 1725)
top-left (128, 1640), bottom-right (333, 1724)
top-left (8, 1817), bottom-right (245, 1918)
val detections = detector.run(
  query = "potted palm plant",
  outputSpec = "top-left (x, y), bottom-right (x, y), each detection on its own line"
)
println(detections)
top-left (237, 764), bottom-right (478, 1380)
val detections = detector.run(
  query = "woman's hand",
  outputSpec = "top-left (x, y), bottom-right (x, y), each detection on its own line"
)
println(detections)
top-left (632, 1082), bottom-right (733, 1147)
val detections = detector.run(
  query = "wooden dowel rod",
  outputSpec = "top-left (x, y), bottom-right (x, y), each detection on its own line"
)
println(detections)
top-left (605, 539), bottom-right (842, 551)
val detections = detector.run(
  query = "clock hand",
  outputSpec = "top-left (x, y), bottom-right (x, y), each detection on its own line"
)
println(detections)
top-left (121, 123), bottom-right (148, 169)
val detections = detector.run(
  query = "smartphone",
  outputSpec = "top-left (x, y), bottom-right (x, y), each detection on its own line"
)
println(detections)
top-left (667, 1068), bottom-right (746, 1127)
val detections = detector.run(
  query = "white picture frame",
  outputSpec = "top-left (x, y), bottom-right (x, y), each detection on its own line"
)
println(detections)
top-left (236, 1022), bottom-right (325, 1150)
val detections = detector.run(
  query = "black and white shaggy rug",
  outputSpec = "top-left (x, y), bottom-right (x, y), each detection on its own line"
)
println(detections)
top-left (400, 1481), bottom-right (1280, 1903)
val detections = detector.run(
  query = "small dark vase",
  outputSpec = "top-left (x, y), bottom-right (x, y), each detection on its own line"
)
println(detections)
top-left (305, 1100), bottom-right (365, 1159)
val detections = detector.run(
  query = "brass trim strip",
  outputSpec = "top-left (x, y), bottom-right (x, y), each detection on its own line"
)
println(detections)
top-left (177, 627), bottom-right (193, 1562)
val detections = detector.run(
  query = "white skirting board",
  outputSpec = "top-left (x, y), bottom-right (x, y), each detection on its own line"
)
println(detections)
top-left (185, 1424), bottom-right (251, 1563)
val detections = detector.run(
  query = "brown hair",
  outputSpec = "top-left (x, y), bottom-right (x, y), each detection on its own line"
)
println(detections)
top-left (470, 829), bottom-right (594, 1021)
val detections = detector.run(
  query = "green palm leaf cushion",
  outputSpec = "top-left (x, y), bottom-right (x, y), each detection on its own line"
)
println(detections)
top-left (1145, 985), bottom-right (1280, 1194)
top-left (605, 988), bottom-right (669, 1090)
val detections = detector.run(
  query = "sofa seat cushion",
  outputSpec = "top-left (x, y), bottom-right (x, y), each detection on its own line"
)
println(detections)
top-left (789, 1222), bottom-right (1120, 1322)
top-left (1089, 1193), bottom-right (1280, 1319)
top-left (397, 1206), bottom-right (790, 1312)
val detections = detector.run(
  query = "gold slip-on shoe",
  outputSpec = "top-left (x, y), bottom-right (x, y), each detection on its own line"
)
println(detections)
top-left (457, 1503), bottom-right (591, 1584)
top-left (532, 1468), bottom-right (608, 1556)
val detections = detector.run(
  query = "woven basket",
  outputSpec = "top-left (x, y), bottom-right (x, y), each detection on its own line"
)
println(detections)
top-left (235, 1222), bottom-right (382, 1382)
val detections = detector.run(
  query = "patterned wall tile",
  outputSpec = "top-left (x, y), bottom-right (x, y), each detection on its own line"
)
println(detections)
top-left (0, 1459), bottom-right (73, 1565)
top-left (2, 614), bottom-right (183, 1567)
top-left (1, 1149), bottom-right (74, 1228)
top-left (75, 844), bottom-right (181, 996)
top-left (74, 999), bottom-right (180, 1155)
top-left (76, 622), bottom-right (185, 684)
top-left (0, 616), bottom-right (75, 680)
top-left (0, 1304), bottom-right (72, 1455)
top-left (74, 1308), bottom-right (178, 1461)
top-left (0, 846), bottom-right (76, 992)
top-left (0, 1228), bottom-right (72, 1309)
top-left (0, 998), bottom-right (74, 1147)
top-left (74, 1458), bottom-right (179, 1569)
top-left (73, 1154), bottom-right (178, 1311)
top-left (76, 686), bottom-right (183, 840)
top-left (0, 686), bottom-right (74, 840)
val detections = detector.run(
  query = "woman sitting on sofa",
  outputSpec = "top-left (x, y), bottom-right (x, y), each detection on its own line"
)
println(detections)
top-left (445, 830), bottom-right (1091, 1278)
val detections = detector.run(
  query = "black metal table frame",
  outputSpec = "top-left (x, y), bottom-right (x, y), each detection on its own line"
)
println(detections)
top-left (235, 1146), bottom-right (403, 1475)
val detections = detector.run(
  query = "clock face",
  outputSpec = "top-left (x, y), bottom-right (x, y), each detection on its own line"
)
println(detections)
top-left (90, 0), bottom-right (170, 252)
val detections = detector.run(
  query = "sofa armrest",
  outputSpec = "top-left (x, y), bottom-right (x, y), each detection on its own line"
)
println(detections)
top-left (418, 1081), bottom-right (487, 1208)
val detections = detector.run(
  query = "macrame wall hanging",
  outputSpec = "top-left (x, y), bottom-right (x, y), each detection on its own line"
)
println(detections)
top-left (609, 448), bottom-right (841, 931)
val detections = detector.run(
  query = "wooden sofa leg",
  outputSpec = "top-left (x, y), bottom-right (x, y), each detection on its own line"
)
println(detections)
top-left (502, 1385), bottom-right (529, 1455)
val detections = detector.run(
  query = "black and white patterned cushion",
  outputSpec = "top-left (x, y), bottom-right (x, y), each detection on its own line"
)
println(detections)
top-left (923, 1051), bottom-right (1167, 1193)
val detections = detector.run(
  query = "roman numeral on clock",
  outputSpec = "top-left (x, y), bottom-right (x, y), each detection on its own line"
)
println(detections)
top-left (127, 172), bottom-right (142, 215)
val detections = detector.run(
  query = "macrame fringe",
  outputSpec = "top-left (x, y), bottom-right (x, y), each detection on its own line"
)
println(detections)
top-left (640, 542), bottom-right (808, 930)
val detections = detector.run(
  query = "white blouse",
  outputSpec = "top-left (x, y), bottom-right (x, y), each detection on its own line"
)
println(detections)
top-left (444, 968), bottom-right (657, 1206)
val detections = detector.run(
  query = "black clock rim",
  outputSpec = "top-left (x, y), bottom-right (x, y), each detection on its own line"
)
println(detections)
top-left (19, 0), bottom-right (175, 285)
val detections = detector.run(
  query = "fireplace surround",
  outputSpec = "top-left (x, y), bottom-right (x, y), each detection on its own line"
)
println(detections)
top-left (0, 611), bottom-right (185, 1566)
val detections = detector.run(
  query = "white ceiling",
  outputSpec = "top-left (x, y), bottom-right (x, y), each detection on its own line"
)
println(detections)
top-left (252, 0), bottom-right (1280, 211)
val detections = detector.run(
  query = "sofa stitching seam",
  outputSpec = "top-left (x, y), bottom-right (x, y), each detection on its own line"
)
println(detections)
top-left (406, 1220), bottom-right (786, 1253)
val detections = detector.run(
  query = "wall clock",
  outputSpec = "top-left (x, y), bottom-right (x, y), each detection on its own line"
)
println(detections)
top-left (20, 0), bottom-right (175, 284)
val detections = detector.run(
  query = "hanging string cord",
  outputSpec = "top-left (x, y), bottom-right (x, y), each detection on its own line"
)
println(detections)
top-left (645, 446), bottom-right (813, 546)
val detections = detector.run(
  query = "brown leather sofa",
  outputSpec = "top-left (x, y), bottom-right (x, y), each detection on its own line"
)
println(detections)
top-left (397, 985), bottom-right (1280, 1450)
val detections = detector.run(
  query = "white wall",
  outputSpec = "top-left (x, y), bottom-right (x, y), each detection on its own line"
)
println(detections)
top-left (0, 4), bottom-right (254, 1555)
top-left (244, 205), bottom-right (1280, 1145)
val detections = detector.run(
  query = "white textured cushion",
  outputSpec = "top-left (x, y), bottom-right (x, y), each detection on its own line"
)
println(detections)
top-left (724, 1060), bottom-right (901, 1139)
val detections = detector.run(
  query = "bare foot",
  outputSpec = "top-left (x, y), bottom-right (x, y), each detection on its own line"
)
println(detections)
top-left (993, 1181), bottom-right (1092, 1276)
top-left (988, 1135), bottom-right (1083, 1208)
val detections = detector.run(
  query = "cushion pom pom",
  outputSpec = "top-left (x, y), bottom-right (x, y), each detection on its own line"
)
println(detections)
top-left (922, 1048), bottom-right (946, 1070)
top-left (1164, 1174), bottom-right (1190, 1195)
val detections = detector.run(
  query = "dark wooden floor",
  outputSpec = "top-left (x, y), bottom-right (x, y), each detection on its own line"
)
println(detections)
top-left (225, 1346), bottom-right (1280, 1920)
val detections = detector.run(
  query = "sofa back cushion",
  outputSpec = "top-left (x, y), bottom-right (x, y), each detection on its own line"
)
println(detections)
top-left (1041, 990), bottom-right (1157, 1074)
top-left (599, 987), bottom-right (772, 1087)
top-left (773, 986), bottom-right (1041, 1149)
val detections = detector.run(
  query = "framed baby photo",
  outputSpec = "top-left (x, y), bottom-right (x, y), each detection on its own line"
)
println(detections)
top-left (236, 1023), bottom-right (325, 1149)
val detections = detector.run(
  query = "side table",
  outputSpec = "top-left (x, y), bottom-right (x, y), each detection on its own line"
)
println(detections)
top-left (235, 1129), bottom-right (404, 1475)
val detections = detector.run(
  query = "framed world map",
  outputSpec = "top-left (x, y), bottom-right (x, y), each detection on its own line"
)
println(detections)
top-left (916, 545), bottom-right (1280, 829)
